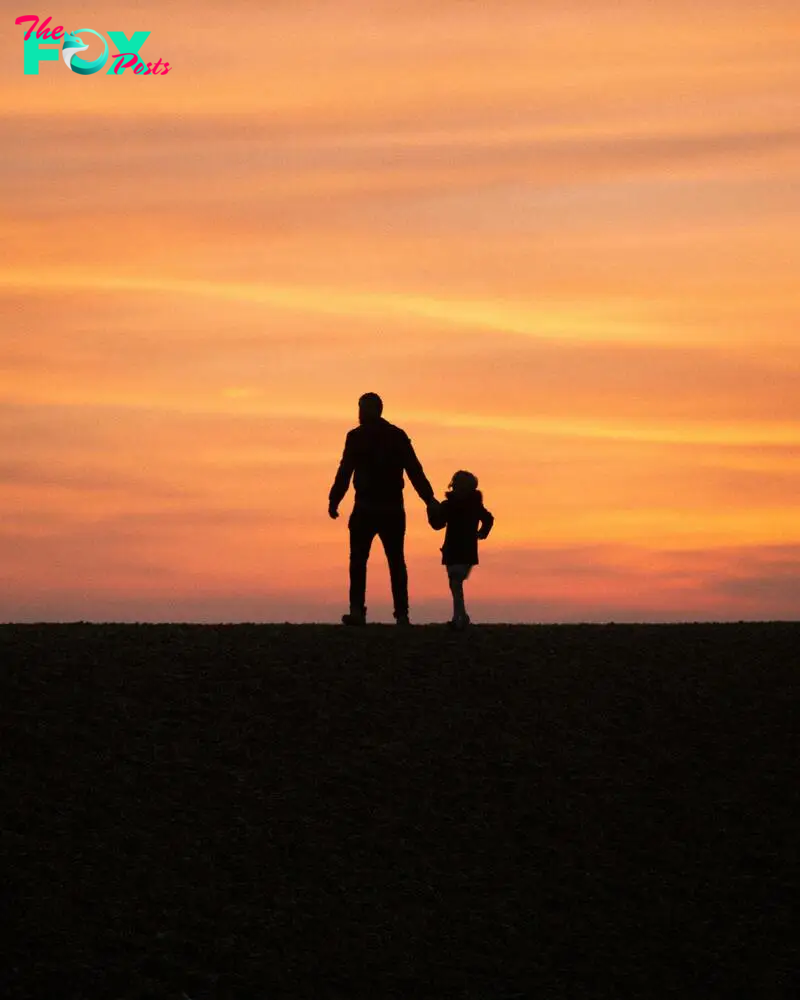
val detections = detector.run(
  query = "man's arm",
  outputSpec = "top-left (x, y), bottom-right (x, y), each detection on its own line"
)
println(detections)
top-left (402, 435), bottom-right (435, 505)
top-left (477, 507), bottom-right (494, 540)
top-left (328, 432), bottom-right (355, 515)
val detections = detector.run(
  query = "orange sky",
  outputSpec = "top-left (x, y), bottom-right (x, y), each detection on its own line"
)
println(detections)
top-left (1, 0), bottom-right (799, 622)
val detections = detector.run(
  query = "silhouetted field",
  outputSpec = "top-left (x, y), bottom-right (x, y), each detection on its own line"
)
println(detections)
top-left (1, 622), bottom-right (797, 999)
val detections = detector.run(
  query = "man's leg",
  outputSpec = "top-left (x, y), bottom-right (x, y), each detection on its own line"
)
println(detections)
top-left (348, 506), bottom-right (376, 620)
top-left (377, 505), bottom-right (409, 621)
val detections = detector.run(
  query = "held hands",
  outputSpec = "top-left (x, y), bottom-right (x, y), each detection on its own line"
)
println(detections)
top-left (426, 498), bottom-right (445, 529)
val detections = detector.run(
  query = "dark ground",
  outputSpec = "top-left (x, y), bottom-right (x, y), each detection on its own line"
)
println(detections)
top-left (0, 622), bottom-right (797, 999)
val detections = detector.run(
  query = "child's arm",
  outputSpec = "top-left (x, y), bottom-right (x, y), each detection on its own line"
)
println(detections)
top-left (477, 506), bottom-right (494, 540)
top-left (427, 498), bottom-right (447, 530)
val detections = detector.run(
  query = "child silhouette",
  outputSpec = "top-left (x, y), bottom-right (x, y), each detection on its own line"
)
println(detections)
top-left (427, 470), bottom-right (494, 629)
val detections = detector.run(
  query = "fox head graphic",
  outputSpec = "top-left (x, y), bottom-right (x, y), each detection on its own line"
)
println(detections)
top-left (62, 29), bottom-right (108, 75)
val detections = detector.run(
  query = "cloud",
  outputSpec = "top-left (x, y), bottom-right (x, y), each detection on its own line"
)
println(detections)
top-left (709, 546), bottom-right (800, 616)
top-left (4, 113), bottom-right (798, 223)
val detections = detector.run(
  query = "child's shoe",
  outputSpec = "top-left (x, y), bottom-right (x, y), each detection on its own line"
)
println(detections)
top-left (448, 613), bottom-right (470, 630)
top-left (342, 607), bottom-right (367, 626)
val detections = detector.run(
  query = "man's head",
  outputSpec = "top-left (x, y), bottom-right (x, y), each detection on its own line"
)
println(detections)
top-left (358, 392), bottom-right (383, 424)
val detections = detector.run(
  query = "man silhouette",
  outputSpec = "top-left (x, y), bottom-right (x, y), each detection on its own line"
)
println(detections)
top-left (328, 393), bottom-right (436, 625)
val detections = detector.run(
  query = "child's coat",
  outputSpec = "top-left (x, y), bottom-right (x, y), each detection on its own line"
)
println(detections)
top-left (427, 492), bottom-right (494, 566)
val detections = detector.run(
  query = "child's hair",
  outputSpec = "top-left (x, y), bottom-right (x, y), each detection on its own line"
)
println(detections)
top-left (446, 470), bottom-right (481, 500)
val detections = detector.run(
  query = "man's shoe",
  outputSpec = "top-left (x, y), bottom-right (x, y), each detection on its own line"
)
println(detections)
top-left (342, 609), bottom-right (366, 626)
top-left (395, 614), bottom-right (411, 626)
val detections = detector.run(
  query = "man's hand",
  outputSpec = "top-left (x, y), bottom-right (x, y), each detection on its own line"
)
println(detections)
top-left (328, 505), bottom-right (340, 520)
top-left (426, 498), bottom-right (445, 530)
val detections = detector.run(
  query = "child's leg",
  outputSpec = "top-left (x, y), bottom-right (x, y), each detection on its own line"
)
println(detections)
top-left (447, 565), bottom-right (470, 620)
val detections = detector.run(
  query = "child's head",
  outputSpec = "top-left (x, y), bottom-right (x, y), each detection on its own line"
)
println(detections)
top-left (447, 470), bottom-right (479, 497)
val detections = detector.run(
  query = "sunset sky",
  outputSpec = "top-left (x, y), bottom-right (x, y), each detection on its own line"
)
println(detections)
top-left (2, 0), bottom-right (799, 622)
